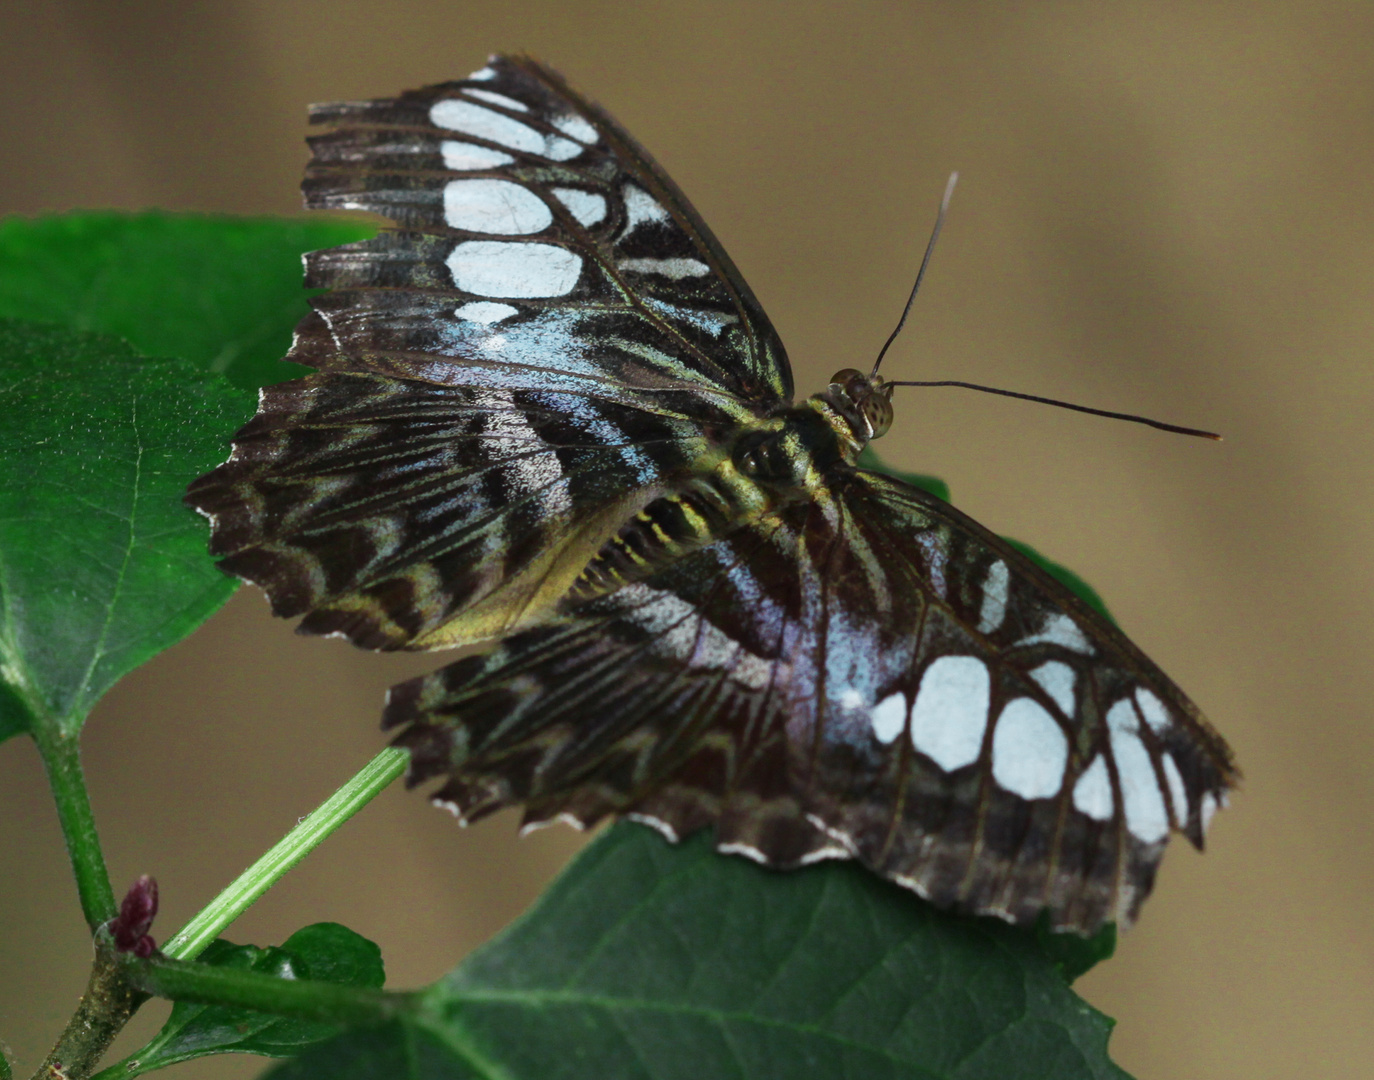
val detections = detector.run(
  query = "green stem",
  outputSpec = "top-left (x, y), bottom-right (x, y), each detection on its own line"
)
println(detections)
top-left (126, 954), bottom-right (417, 1027)
top-left (31, 721), bottom-right (116, 931)
top-left (160, 746), bottom-right (408, 961)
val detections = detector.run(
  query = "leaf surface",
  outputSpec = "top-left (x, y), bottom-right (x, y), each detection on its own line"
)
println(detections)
top-left (0, 320), bottom-right (251, 739)
top-left (0, 212), bottom-right (374, 389)
top-left (97, 924), bottom-right (384, 1079)
top-left (267, 824), bottom-right (1131, 1080)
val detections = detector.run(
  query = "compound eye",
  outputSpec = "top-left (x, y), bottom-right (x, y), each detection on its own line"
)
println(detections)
top-left (864, 394), bottom-right (894, 439)
top-left (829, 368), bottom-right (865, 388)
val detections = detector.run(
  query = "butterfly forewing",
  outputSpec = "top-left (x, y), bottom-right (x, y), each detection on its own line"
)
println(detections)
top-left (187, 55), bottom-right (793, 649)
top-left (188, 54), bottom-right (1235, 933)
top-left (298, 55), bottom-right (791, 404)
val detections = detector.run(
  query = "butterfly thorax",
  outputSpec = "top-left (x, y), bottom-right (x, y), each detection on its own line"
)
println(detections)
top-left (568, 371), bottom-right (894, 603)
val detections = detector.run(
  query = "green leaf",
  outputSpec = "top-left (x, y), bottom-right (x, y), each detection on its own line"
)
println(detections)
top-left (1034, 913), bottom-right (1117, 983)
top-left (0, 677), bottom-right (29, 744)
top-left (97, 924), bottom-right (384, 1079)
top-left (0, 212), bottom-right (375, 389)
top-left (0, 319), bottom-right (252, 740)
top-left (267, 824), bottom-right (1131, 1080)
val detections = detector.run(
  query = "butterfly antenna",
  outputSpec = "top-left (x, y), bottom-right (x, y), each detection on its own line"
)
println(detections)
top-left (871, 171), bottom-right (959, 378)
top-left (885, 379), bottom-right (1222, 440)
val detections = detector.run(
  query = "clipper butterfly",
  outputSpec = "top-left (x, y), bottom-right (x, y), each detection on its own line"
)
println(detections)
top-left (187, 55), bottom-right (1236, 933)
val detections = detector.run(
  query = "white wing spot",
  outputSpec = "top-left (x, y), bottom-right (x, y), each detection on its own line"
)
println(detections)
top-left (617, 257), bottom-right (710, 280)
top-left (543, 136), bottom-right (584, 161)
top-left (622, 184), bottom-right (670, 233)
top-left (977, 560), bottom-right (1010, 633)
top-left (1018, 612), bottom-right (1094, 655)
top-left (870, 692), bottom-right (907, 744)
top-left (1200, 791), bottom-right (1222, 834)
top-left (454, 301), bottom-right (518, 325)
top-left (443, 179), bottom-right (551, 234)
top-left (1073, 755), bottom-right (1114, 821)
top-left (552, 187), bottom-right (607, 227)
top-left (554, 113), bottom-right (599, 144)
top-left (1107, 698), bottom-right (1170, 842)
top-left (1029, 660), bottom-right (1076, 716)
top-left (466, 66), bottom-right (497, 81)
top-left (448, 241), bottom-right (582, 298)
top-left (1162, 752), bottom-right (1189, 825)
top-left (992, 698), bottom-right (1069, 799)
top-left (1135, 687), bottom-right (1171, 734)
top-left (430, 100), bottom-right (544, 153)
top-left (463, 88), bottom-right (528, 112)
top-left (1106, 698), bottom-right (1138, 736)
top-left (440, 140), bottom-right (515, 170)
top-left (910, 656), bottom-right (990, 771)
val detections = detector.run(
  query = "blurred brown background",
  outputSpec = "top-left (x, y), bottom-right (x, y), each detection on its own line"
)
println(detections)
top-left (1, 2), bottom-right (1370, 1078)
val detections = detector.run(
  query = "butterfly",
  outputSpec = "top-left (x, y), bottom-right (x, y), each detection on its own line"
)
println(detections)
top-left (186, 54), bottom-right (1237, 934)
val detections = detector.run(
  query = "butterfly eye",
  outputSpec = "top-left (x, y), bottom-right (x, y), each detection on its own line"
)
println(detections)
top-left (863, 390), bottom-right (894, 440)
top-left (825, 369), bottom-right (892, 440)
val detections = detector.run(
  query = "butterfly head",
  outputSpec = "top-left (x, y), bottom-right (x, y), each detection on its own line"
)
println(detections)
top-left (819, 368), bottom-right (895, 451)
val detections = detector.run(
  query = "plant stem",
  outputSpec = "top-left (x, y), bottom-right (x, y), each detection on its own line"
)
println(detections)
top-left (28, 747), bottom-right (408, 1080)
top-left (30, 944), bottom-right (146, 1080)
top-left (160, 746), bottom-right (408, 961)
top-left (31, 721), bottom-right (116, 932)
top-left (127, 954), bottom-right (418, 1027)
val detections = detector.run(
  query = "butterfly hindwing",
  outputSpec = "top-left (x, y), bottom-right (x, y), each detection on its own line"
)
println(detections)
top-left (187, 56), bottom-right (793, 648)
top-left (383, 466), bottom-right (1236, 932)
top-left (189, 372), bottom-right (716, 647)
top-left (805, 470), bottom-right (1235, 929)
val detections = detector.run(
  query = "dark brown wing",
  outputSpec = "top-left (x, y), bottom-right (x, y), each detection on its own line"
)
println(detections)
top-left (186, 55), bottom-right (792, 650)
top-left (384, 467), bottom-right (1236, 934)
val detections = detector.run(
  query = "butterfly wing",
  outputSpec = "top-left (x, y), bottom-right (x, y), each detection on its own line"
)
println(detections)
top-left (186, 55), bottom-right (791, 649)
top-left (384, 466), bottom-right (1236, 933)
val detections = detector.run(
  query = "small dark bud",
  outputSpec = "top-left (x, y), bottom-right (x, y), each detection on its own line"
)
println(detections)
top-left (111, 874), bottom-right (159, 954)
